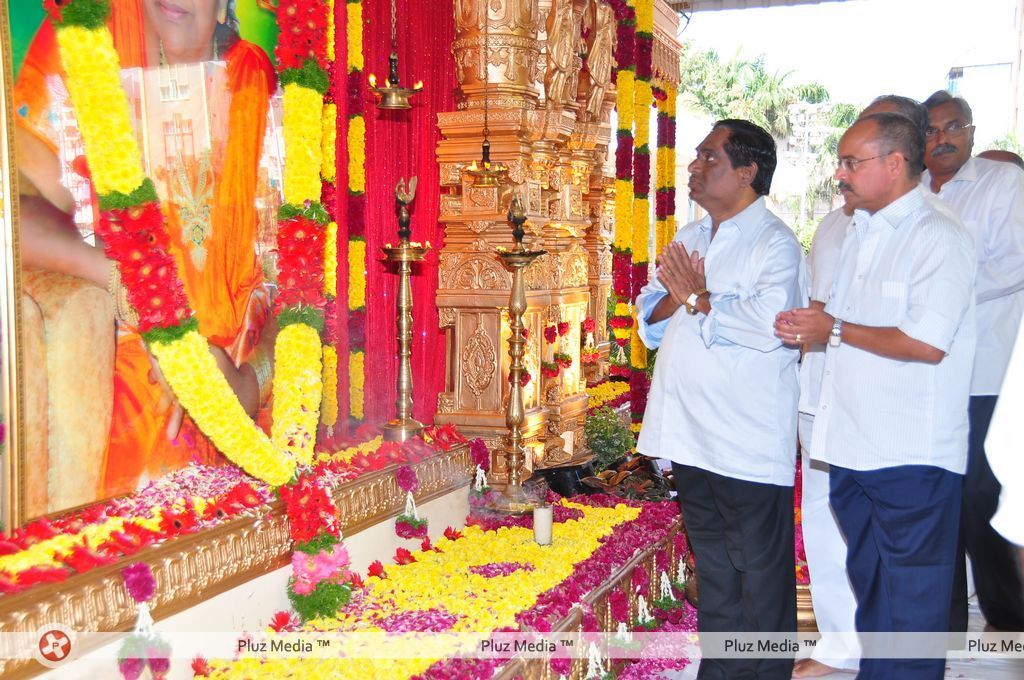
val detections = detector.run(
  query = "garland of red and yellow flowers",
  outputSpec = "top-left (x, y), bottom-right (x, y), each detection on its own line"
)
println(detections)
top-left (608, 0), bottom-right (636, 381)
top-left (654, 79), bottom-right (677, 257)
top-left (44, 0), bottom-right (299, 485)
top-left (273, 0), bottom-right (333, 467)
top-left (320, 0), bottom-right (341, 434)
top-left (43, 0), bottom-right (350, 626)
top-left (346, 0), bottom-right (368, 425)
top-left (629, 0), bottom-right (654, 425)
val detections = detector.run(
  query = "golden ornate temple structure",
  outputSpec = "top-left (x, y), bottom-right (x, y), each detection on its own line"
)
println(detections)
top-left (435, 0), bottom-right (680, 478)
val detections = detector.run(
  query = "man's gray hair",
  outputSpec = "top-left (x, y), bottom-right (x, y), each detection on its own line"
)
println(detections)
top-left (923, 90), bottom-right (974, 123)
top-left (858, 112), bottom-right (926, 177)
top-left (867, 95), bottom-right (929, 135)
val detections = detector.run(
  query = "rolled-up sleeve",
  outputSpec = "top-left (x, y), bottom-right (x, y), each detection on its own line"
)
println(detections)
top-left (637, 272), bottom-right (670, 349)
top-left (699, 233), bottom-right (807, 352)
top-left (899, 221), bottom-right (976, 353)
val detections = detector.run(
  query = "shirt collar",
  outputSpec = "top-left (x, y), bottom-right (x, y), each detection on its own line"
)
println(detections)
top-left (922, 155), bottom-right (979, 189)
top-left (855, 185), bottom-right (926, 231)
top-left (698, 196), bottom-right (767, 234)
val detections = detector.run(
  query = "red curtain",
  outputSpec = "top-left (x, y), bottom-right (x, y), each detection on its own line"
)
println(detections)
top-left (362, 0), bottom-right (455, 425)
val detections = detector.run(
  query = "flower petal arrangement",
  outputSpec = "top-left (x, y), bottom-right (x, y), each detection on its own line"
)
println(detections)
top-left (203, 495), bottom-right (684, 679)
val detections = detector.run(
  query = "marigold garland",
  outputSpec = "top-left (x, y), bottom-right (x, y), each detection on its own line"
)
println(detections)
top-left (53, 25), bottom-right (143, 197)
top-left (321, 345), bottom-right (340, 427)
top-left (149, 331), bottom-right (296, 485)
top-left (321, 103), bottom-right (338, 182)
top-left (655, 82), bottom-right (677, 256)
top-left (630, 0), bottom-right (655, 418)
top-left (346, 0), bottom-right (367, 424)
top-left (349, 351), bottom-right (365, 420)
top-left (283, 84), bottom-right (327, 205)
top-left (610, 0), bottom-right (637, 381)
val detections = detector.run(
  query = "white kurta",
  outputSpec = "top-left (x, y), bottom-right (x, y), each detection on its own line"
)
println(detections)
top-left (923, 157), bottom-right (1024, 395)
top-left (636, 197), bottom-right (806, 486)
top-left (813, 186), bottom-right (977, 474)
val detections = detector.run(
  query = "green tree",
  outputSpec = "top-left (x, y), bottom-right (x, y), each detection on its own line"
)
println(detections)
top-left (805, 102), bottom-right (858, 212)
top-left (679, 45), bottom-right (829, 139)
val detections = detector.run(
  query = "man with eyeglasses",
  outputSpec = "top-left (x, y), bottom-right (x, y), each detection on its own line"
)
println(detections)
top-left (637, 119), bottom-right (806, 680)
top-left (776, 112), bottom-right (976, 679)
top-left (922, 90), bottom-right (1024, 635)
top-left (792, 95), bottom-right (931, 679)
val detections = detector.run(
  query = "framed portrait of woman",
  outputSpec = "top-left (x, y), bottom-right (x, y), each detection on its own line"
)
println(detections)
top-left (3, 0), bottom-right (284, 524)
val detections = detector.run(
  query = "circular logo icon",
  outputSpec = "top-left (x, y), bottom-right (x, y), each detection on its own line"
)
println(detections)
top-left (33, 625), bottom-right (74, 669)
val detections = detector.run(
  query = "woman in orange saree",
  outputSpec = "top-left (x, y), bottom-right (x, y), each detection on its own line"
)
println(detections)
top-left (15, 0), bottom-right (278, 498)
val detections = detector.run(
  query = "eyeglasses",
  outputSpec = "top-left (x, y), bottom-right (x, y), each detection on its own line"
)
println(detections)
top-left (836, 151), bottom-right (895, 173)
top-left (924, 122), bottom-right (974, 138)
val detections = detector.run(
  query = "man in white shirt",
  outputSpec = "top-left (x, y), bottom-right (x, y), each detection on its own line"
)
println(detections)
top-left (776, 113), bottom-right (976, 680)
top-left (922, 90), bottom-right (1024, 634)
top-left (637, 119), bottom-right (805, 680)
top-left (794, 95), bottom-right (931, 679)
top-left (987, 322), bottom-right (1024, 563)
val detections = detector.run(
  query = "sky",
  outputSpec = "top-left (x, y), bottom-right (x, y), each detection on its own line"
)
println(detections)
top-left (679, 0), bottom-right (1020, 145)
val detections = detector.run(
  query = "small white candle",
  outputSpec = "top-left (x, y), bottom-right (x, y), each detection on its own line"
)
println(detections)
top-left (533, 505), bottom-right (553, 545)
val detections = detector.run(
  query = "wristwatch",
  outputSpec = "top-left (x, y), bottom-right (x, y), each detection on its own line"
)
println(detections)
top-left (684, 288), bottom-right (708, 315)
top-left (829, 318), bottom-right (843, 347)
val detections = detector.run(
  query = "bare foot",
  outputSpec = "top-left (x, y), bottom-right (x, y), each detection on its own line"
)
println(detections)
top-left (792, 658), bottom-right (840, 678)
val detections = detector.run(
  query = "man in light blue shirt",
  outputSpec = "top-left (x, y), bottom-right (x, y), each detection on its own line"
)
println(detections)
top-left (776, 113), bottom-right (975, 680)
top-left (637, 119), bottom-right (805, 680)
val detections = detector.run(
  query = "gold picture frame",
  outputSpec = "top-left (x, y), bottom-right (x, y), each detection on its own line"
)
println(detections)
top-left (0, 0), bottom-right (23, 530)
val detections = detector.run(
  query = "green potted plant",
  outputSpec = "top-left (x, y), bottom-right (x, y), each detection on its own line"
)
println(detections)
top-left (584, 406), bottom-right (635, 472)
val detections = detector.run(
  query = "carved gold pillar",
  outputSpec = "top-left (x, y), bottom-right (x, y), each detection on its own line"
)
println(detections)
top-left (436, 0), bottom-right (621, 478)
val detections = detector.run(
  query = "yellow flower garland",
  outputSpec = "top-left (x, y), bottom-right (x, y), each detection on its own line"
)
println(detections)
top-left (314, 435), bottom-right (383, 466)
top-left (55, 26), bottom-right (144, 196)
top-left (320, 345), bottom-right (339, 428)
top-left (347, 239), bottom-right (366, 311)
top-left (349, 351), bottom-right (365, 420)
top-left (347, 115), bottom-right (367, 194)
top-left (346, 1), bottom-right (364, 72)
top-left (51, 5), bottom-right (334, 487)
top-left (323, 221), bottom-right (338, 297)
top-left (326, 0), bottom-right (336, 62)
top-left (322, 103), bottom-right (338, 183)
top-left (271, 323), bottom-right (324, 466)
top-left (151, 331), bottom-right (296, 485)
top-left (282, 83), bottom-right (326, 205)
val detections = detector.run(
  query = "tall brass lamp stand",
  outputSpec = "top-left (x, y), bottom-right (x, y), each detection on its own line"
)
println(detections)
top-left (489, 197), bottom-right (545, 513)
top-left (381, 178), bottom-right (429, 442)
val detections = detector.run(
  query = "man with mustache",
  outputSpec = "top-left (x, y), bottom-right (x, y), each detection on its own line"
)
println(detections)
top-left (776, 113), bottom-right (976, 679)
top-left (792, 95), bottom-right (930, 679)
top-left (922, 91), bottom-right (1024, 635)
top-left (637, 119), bottom-right (806, 679)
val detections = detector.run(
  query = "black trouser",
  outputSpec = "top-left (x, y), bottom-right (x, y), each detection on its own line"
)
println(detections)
top-left (673, 463), bottom-right (796, 680)
top-left (950, 395), bottom-right (1024, 632)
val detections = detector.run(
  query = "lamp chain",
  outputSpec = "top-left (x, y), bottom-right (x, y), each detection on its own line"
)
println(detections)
top-left (390, 0), bottom-right (398, 51)
top-left (482, 1), bottom-right (490, 140)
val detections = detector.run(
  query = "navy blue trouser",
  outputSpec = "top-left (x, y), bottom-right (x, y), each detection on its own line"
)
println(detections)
top-left (830, 464), bottom-right (961, 680)
top-left (674, 464), bottom-right (796, 680)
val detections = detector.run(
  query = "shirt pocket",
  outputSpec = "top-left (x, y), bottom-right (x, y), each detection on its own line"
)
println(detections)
top-left (878, 280), bottom-right (908, 324)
